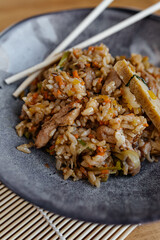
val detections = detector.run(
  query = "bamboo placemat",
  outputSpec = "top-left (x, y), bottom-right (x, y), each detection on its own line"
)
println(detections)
top-left (0, 182), bottom-right (137, 240)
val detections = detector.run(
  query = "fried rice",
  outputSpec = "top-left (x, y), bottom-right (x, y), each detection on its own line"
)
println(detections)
top-left (16, 44), bottom-right (160, 187)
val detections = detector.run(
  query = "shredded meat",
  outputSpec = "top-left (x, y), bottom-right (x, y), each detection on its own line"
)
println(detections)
top-left (78, 61), bottom-right (85, 69)
top-left (35, 104), bottom-right (80, 148)
top-left (140, 142), bottom-right (151, 156)
top-left (84, 68), bottom-right (96, 90)
top-left (97, 125), bottom-right (116, 143)
top-left (101, 69), bottom-right (122, 94)
top-left (126, 157), bottom-right (141, 176)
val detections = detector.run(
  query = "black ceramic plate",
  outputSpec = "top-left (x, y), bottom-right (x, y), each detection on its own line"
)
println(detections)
top-left (0, 8), bottom-right (160, 225)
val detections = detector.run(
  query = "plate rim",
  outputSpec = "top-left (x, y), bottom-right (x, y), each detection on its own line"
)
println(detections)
top-left (0, 7), bottom-right (160, 225)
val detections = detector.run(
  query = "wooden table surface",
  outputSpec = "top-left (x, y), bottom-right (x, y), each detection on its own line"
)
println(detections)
top-left (0, 1), bottom-right (160, 239)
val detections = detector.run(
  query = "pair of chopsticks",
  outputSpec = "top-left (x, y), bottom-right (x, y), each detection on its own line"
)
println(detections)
top-left (6, 0), bottom-right (114, 88)
top-left (5, 1), bottom-right (160, 98)
top-left (6, 0), bottom-right (114, 97)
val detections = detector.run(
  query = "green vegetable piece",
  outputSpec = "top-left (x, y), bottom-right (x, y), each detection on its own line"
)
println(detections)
top-left (46, 148), bottom-right (55, 153)
top-left (87, 161), bottom-right (122, 171)
top-left (37, 82), bottom-right (42, 90)
top-left (78, 138), bottom-right (87, 146)
top-left (126, 74), bottom-right (148, 87)
top-left (58, 51), bottom-right (70, 67)
top-left (24, 132), bottom-right (30, 139)
top-left (115, 160), bottom-right (122, 170)
top-left (101, 175), bottom-right (109, 182)
top-left (87, 147), bottom-right (94, 151)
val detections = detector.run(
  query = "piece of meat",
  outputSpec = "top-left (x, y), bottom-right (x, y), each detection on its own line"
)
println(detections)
top-left (35, 104), bottom-right (80, 148)
top-left (78, 61), bottom-right (85, 69)
top-left (140, 142), bottom-right (155, 162)
top-left (84, 68), bottom-right (96, 90)
top-left (97, 125), bottom-right (116, 143)
top-left (140, 142), bottom-right (151, 157)
top-left (141, 70), bottom-right (159, 96)
top-left (114, 60), bottom-right (160, 132)
top-left (101, 69), bottom-right (122, 94)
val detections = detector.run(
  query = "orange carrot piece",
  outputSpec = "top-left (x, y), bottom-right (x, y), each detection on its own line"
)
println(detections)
top-left (104, 99), bottom-right (111, 104)
top-left (32, 92), bottom-right (38, 99)
top-left (55, 75), bottom-right (62, 82)
top-left (73, 70), bottom-right (79, 78)
top-left (74, 134), bottom-right (79, 139)
top-left (88, 46), bottom-right (95, 52)
top-left (101, 170), bottom-right (109, 174)
top-left (57, 89), bottom-right (62, 95)
top-left (73, 49), bottom-right (80, 58)
top-left (93, 61), bottom-right (99, 67)
top-left (88, 134), bottom-right (95, 139)
top-left (86, 63), bottom-right (90, 67)
top-left (98, 78), bottom-right (103, 84)
top-left (97, 146), bottom-right (106, 156)
top-left (97, 146), bottom-right (103, 152)
top-left (55, 75), bottom-right (64, 87)
top-left (81, 81), bottom-right (85, 85)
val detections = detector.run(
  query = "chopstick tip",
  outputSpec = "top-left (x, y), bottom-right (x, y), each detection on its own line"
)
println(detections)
top-left (12, 92), bottom-right (18, 98)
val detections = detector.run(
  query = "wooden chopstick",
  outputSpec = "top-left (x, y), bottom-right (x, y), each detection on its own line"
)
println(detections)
top-left (74, 1), bottom-right (160, 49)
top-left (5, 0), bottom-right (114, 86)
top-left (12, 2), bottom-right (160, 97)
top-left (48, 0), bottom-right (114, 56)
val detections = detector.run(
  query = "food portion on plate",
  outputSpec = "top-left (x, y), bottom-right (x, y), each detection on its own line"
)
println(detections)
top-left (16, 44), bottom-right (160, 187)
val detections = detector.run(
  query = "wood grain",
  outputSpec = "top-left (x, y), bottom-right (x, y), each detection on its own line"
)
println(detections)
top-left (0, 1), bottom-right (160, 240)
top-left (126, 221), bottom-right (160, 240)
top-left (0, 0), bottom-right (159, 31)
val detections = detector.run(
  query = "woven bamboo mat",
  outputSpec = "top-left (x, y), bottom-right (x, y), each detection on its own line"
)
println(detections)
top-left (0, 182), bottom-right (137, 240)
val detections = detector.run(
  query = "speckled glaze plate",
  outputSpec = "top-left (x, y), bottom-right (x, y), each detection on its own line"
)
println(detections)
top-left (0, 8), bottom-right (160, 225)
